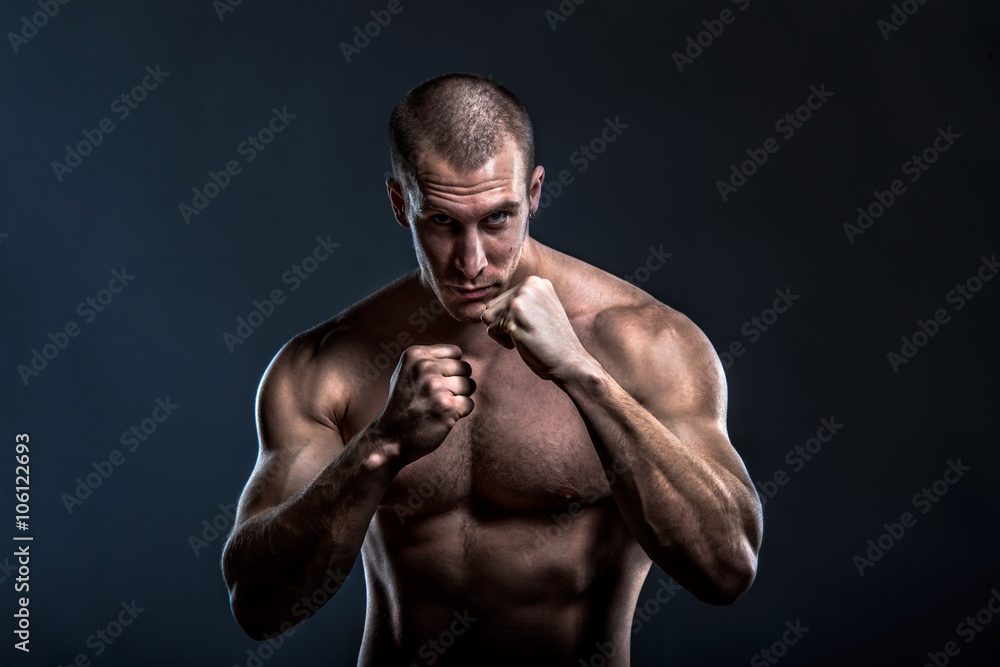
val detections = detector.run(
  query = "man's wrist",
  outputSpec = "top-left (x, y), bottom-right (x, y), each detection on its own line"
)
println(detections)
top-left (360, 422), bottom-right (406, 477)
top-left (553, 351), bottom-right (608, 397)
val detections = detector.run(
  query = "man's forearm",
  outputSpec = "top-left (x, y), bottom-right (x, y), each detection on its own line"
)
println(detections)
top-left (555, 358), bottom-right (761, 604)
top-left (222, 426), bottom-right (402, 638)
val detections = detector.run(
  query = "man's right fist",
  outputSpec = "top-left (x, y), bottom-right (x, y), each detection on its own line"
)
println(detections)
top-left (371, 344), bottom-right (475, 466)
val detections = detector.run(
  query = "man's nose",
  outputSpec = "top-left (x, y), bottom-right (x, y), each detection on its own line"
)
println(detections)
top-left (455, 228), bottom-right (487, 278)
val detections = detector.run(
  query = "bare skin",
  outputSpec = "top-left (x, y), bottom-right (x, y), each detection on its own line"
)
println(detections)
top-left (222, 141), bottom-right (763, 666)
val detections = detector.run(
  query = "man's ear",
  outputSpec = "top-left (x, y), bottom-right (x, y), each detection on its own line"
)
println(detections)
top-left (386, 177), bottom-right (410, 228)
top-left (528, 165), bottom-right (545, 216)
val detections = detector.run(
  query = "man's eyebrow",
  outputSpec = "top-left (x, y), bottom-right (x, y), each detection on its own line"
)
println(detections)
top-left (419, 200), bottom-right (522, 217)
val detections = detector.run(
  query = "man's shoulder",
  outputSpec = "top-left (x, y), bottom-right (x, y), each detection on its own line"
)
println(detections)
top-left (589, 288), bottom-right (709, 375)
top-left (260, 270), bottom-right (422, 408)
top-left (546, 245), bottom-right (721, 402)
top-left (545, 244), bottom-right (694, 342)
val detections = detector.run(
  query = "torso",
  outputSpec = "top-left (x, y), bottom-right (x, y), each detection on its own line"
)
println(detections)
top-left (328, 245), bottom-right (657, 666)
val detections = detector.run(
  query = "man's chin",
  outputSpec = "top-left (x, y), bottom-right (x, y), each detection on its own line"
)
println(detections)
top-left (435, 283), bottom-right (502, 323)
top-left (441, 299), bottom-right (488, 324)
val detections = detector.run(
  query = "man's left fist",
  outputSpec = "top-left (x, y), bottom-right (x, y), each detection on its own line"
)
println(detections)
top-left (481, 275), bottom-right (591, 382)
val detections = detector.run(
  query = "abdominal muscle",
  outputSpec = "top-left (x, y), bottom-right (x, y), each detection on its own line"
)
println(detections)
top-left (356, 497), bottom-right (652, 667)
top-left (338, 301), bottom-right (655, 664)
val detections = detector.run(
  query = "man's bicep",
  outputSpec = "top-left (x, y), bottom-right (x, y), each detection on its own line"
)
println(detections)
top-left (235, 341), bottom-right (348, 524)
top-left (632, 308), bottom-right (753, 487)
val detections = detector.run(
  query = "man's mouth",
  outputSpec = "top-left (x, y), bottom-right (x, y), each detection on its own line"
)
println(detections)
top-left (448, 284), bottom-right (496, 299)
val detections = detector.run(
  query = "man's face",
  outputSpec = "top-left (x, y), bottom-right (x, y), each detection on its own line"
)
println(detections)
top-left (388, 141), bottom-right (544, 324)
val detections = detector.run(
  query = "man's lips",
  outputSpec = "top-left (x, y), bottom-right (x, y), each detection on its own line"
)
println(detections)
top-left (449, 284), bottom-right (496, 299)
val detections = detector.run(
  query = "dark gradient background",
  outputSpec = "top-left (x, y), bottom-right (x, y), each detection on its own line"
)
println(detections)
top-left (2, 0), bottom-right (999, 665)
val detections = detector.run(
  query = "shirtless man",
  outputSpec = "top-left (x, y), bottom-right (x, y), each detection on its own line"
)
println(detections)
top-left (221, 73), bottom-right (763, 666)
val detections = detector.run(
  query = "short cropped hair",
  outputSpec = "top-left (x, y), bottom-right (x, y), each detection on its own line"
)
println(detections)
top-left (388, 73), bottom-right (535, 201)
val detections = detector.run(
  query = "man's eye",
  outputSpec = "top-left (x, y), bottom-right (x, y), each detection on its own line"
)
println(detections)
top-left (430, 214), bottom-right (451, 224)
top-left (485, 211), bottom-right (509, 224)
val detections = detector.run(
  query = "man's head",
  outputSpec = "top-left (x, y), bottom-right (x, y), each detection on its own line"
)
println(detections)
top-left (386, 73), bottom-right (545, 323)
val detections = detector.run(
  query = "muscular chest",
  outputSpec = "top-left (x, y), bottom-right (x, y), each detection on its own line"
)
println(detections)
top-left (348, 350), bottom-right (614, 516)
